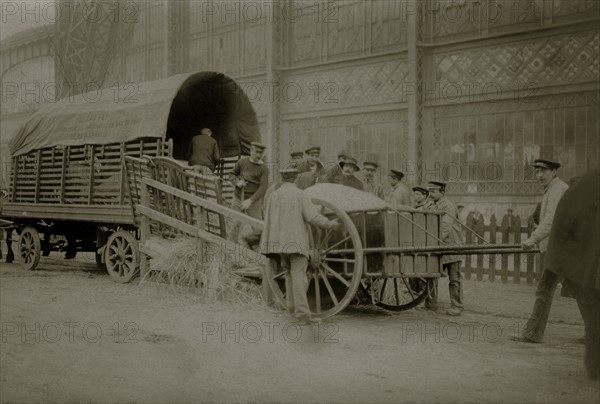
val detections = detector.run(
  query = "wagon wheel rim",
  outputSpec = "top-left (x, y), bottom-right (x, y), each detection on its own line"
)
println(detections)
top-left (366, 276), bottom-right (429, 311)
top-left (266, 198), bottom-right (364, 320)
top-left (18, 227), bottom-right (41, 271)
top-left (105, 230), bottom-right (138, 283)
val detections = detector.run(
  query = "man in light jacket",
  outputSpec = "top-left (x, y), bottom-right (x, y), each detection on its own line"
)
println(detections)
top-left (516, 158), bottom-right (569, 343)
top-left (260, 167), bottom-right (339, 324)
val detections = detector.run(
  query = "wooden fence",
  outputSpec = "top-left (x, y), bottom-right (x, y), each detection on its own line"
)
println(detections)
top-left (459, 212), bottom-right (541, 284)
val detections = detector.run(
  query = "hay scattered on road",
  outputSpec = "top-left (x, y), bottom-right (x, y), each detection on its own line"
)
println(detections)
top-left (142, 237), bottom-right (266, 307)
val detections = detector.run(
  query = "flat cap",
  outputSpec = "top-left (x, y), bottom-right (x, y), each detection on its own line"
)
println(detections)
top-left (532, 159), bottom-right (561, 170)
top-left (305, 146), bottom-right (321, 154)
top-left (412, 186), bottom-right (429, 194)
top-left (279, 167), bottom-right (300, 174)
top-left (428, 181), bottom-right (447, 190)
top-left (290, 151), bottom-right (304, 157)
top-left (363, 161), bottom-right (379, 169)
top-left (250, 141), bottom-right (267, 149)
top-left (389, 169), bottom-right (404, 180)
top-left (340, 156), bottom-right (360, 170)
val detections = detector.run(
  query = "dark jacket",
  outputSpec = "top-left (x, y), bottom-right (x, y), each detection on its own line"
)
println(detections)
top-left (545, 170), bottom-right (600, 291)
top-left (188, 134), bottom-right (220, 171)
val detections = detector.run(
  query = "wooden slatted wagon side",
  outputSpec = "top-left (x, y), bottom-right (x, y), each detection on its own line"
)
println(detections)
top-left (263, 184), bottom-right (533, 320)
top-left (0, 71), bottom-right (261, 282)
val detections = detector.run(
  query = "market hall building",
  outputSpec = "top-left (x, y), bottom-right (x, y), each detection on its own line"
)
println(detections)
top-left (1, 0), bottom-right (598, 219)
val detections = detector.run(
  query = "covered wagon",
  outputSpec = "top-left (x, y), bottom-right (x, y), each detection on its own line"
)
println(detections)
top-left (1, 71), bottom-right (261, 281)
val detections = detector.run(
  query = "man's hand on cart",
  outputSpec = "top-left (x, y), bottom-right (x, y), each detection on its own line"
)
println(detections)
top-left (522, 240), bottom-right (536, 251)
top-left (327, 218), bottom-right (341, 229)
top-left (241, 198), bottom-right (253, 211)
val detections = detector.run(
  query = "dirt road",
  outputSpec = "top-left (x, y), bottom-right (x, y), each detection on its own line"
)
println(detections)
top-left (1, 255), bottom-right (598, 403)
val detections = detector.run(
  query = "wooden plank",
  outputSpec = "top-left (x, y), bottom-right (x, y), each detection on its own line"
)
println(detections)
top-left (142, 178), bottom-right (263, 230)
top-left (1, 202), bottom-right (133, 224)
top-left (136, 204), bottom-right (267, 266)
top-left (383, 212), bottom-right (400, 275)
top-left (34, 150), bottom-right (42, 203)
top-left (60, 147), bottom-right (69, 203)
top-left (514, 215), bottom-right (522, 284)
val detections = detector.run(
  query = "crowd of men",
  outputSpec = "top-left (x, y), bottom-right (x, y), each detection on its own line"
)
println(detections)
top-left (186, 131), bottom-right (598, 380)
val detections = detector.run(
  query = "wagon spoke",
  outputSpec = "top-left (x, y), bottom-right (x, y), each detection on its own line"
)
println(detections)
top-left (319, 267), bottom-right (339, 305)
top-left (321, 228), bottom-right (333, 249)
top-left (321, 262), bottom-right (350, 287)
top-left (401, 278), bottom-right (416, 299)
top-left (322, 235), bottom-right (351, 254)
top-left (273, 271), bottom-right (285, 280)
top-left (314, 270), bottom-right (321, 314)
top-left (393, 279), bottom-right (400, 306)
top-left (379, 278), bottom-right (388, 302)
top-left (323, 257), bottom-right (355, 264)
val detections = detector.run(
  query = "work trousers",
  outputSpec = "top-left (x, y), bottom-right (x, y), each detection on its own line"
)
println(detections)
top-left (280, 253), bottom-right (311, 320)
top-left (523, 262), bottom-right (559, 342)
top-left (425, 261), bottom-right (463, 310)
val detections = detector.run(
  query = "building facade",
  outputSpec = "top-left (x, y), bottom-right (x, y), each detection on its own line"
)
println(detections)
top-left (1, 0), bottom-right (598, 219)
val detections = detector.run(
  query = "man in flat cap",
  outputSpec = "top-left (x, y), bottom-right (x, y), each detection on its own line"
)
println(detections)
top-left (361, 161), bottom-right (384, 199)
top-left (413, 186), bottom-right (434, 210)
top-left (323, 149), bottom-right (349, 184)
top-left (298, 146), bottom-right (322, 173)
top-left (428, 181), bottom-right (465, 316)
top-left (296, 146), bottom-right (325, 190)
top-left (337, 156), bottom-right (364, 191)
top-left (290, 151), bottom-right (304, 168)
top-left (260, 167), bottom-right (340, 324)
top-left (188, 127), bottom-right (221, 175)
top-left (515, 158), bottom-right (569, 343)
top-left (386, 169), bottom-right (411, 208)
top-left (230, 142), bottom-right (269, 248)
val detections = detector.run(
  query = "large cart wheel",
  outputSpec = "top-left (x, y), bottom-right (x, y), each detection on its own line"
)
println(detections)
top-left (266, 198), bottom-right (364, 320)
top-left (104, 230), bottom-right (139, 283)
top-left (18, 226), bottom-right (41, 271)
top-left (363, 276), bottom-right (429, 311)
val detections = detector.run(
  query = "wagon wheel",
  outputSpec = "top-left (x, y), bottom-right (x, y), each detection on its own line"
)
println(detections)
top-left (104, 230), bottom-right (138, 283)
top-left (18, 226), bottom-right (41, 271)
top-left (363, 276), bottom-right (429, 311)
top-left (266, 198), bottom-right (364, 320)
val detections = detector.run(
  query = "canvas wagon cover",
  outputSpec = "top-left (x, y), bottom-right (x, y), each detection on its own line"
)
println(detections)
top-left (8, 72), bottom-right (260, 159)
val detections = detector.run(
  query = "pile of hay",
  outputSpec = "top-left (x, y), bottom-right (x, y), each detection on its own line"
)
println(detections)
top-left (143, 237), bottom-right (265, 306)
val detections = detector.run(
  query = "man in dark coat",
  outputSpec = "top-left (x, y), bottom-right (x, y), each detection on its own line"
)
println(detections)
top-left (428, 181), bottom-right (465, 316)
top-left (296, 146), bottom-right (325, 190)
top-left (545, 170), bottom-right (599, 381)
top-left (337, 156), bottom-right (364, 191)
top-left (323, 149), bottom-right (348, 184)
top-left (188, 128), bottom-right (221, 174)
